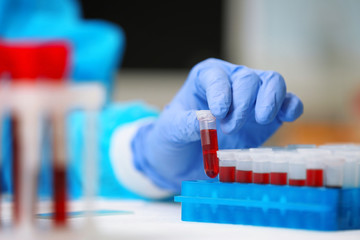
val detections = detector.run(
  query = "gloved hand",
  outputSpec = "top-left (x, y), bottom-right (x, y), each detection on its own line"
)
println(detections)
top-left (132, 58), bottom-right (303, 192)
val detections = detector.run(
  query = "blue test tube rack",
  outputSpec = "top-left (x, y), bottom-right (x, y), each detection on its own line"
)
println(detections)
top-left (174, 180), bottom-right (360, 231)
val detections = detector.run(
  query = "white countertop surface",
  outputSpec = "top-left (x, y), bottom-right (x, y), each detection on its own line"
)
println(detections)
top-left (1, 199), bottom-right (360, 240)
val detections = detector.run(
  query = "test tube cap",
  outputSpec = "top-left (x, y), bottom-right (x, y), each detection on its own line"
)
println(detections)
top-left (217, 150), bottom-right (236, 160)
top-left (323, 155), bottom-right (344, 188)
top-left (196, 110), bottom-right (215, 121)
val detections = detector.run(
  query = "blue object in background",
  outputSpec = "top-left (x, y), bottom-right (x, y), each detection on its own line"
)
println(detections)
top-left (0, 0), bottom-right (125, 98)
top-left (0, 0), bottom-right (128, 198)
top-left (0, 115), bottom-right (12, 194)
top-left (175, 181), bottom-right (360, 231)
top-left (65, 102), bottom-right (159, 199)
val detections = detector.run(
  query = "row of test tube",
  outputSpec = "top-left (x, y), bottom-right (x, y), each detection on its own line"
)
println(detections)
top-left (0, 41), bottom-right (105, 236)
top-left (217, 145), bottom-right (360, 188)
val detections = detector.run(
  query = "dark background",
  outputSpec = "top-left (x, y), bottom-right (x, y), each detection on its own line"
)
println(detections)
top-left (79, 0), bottom-right (223, 69)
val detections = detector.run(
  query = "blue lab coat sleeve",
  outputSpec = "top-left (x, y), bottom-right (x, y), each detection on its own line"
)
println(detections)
top-left (1, 102), bottom-right (171, 200)
top-left (63, 102), bottom-right (172, 200)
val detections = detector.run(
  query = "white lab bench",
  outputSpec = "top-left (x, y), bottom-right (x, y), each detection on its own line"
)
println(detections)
top-left (1, 199), bottom-right (360, 240)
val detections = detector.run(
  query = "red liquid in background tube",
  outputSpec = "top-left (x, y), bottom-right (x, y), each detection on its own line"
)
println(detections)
top-left (200, 129), bottom-right (219, 178)
top-left (0, 165), bottom-right (1, 224)
top-left (289, 179), bottom-right (306, 186)
top-left (253, 172), bottom-right (270, 184)
top-left (270, 172), bottom-right (288, 185)
top-left (236, 170), bottom-right (253, 183)
top-left (11, 115), bottom-right (20, 224)
top-left (53, 165), bottom-right (67, 226)
top-left (306, 169), bottom-right (323, 187)
top-left (219, 166), bottom-right (235, 182)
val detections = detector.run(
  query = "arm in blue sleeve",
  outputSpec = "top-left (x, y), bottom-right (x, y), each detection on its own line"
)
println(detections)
top-left (65, 101), bottom-right (171, 200)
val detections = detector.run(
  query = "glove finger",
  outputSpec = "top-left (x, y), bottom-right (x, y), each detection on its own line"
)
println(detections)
top-left (277, 92), bottom-right (304, 122)
top-left (254, 71), bottom-right (287, 124)
top-left (196, 61), bottom-right (232, 119)
top-left (220, 67), bottom-right (261, 134)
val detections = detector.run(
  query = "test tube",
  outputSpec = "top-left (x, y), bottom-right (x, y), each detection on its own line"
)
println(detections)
top-left (217, 150), bottom-right (236, 183)
top-left (234, 151), bottom-right (253, 183)
top-left (299, 150), bottom-right (330, 187)
top-left (288, 154), bottom-right (306, 186)
top-left (11, 91), bottom-right (43, 232)
top-left (250, 152), bottom-right (271, 184)
top-left (11, 114), bottom-right (21, 224)
top-left (0, 117), bottom-right (3, 226)
top-left (333, 151), bottom-right (359, 188)
top-left (52, 112), bottom-right (67, 227)
top-left (0, 85), bottom-right (3, 225)
top-left (196, 110), bottom-right (219, 178)
top-left (270, 153), bottom-right (288, 185)
top-left (357, 159), bottom-right (360, 188)
top-left (306, 160), bottom-right (324, 187)
top-left (323, 155), bottom-right (344, 188)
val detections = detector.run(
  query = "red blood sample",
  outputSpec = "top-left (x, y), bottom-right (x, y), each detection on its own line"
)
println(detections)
top-left (2, 41), bottom-right (69, 83)
top-left (0, 44), bottom-right (5, 76)
top-left (235, 170), bottom-right (253, 183)
top-left (0, 166), bottom-right (1, 225)
top-left (11, 115), bottom-right (21, 224)
top-left (6, 45), bottom-right (38, 81)
top-left (37, 42), bottom-right (69, 81)
top-left (219, 166), bottom-right (235, 182)
top-left (270, 172), bottom-right (287, 185)
top-left (289, 179), bottom-right (306, 186)
top-left (200, 129), bottom-right (219, 178)
top-left (253, 172), bottom-right (270, 184)
top-left (53, 165), bottom-right (67, 226)
top-left (306, 169), bottom-right (323, 187)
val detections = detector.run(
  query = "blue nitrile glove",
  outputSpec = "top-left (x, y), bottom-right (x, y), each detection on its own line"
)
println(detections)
top-left (132, 58), bottom-right (303, 193)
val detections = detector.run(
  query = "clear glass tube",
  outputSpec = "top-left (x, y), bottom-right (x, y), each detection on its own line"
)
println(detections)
top-left (196, 110), bottom-right (219, 178)
top-left (234, 151), bottom-right (253, 183)
top-left (270, 153), bottom-right (289, 185)
top-left (250, 152), bottom-right (271, 184)
top-left (217, 150), bottom-right (236, 182)
top-left (323, 155), bottom-right (344, 188)
top-left (288, 154), bottom-right (306, 186)
top-left (300, 151), bottom-right (329, 187)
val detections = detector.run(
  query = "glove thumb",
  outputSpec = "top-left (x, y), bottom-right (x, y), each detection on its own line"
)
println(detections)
top-left (158, 109), bottom-right (200, 144)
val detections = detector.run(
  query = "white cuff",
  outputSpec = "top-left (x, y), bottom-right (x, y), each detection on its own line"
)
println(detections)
top-left (109, 118), bottom-right (173, 199)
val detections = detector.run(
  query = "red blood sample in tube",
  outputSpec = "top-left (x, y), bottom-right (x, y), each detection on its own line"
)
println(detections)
top-left (270, 172), bottom-right (287, 185)
top-left (306, 169), bottom-right (323, 187)
top-left (11, 115), bottom-right (21, 224)
top-left (200, 129), bottom-right (219, 178)
top-left (289, 179), bottom-right (306, 186)
top-left (53, 165), bottom-right (67, 226)
top-left (37, 42), bottom-right (69, 81)
top-left (219, 166), bottom-right (235, 182)
top-left (0, 167), bottom-right (1, 224)
top-left (7, 45), bottom-right (38, 81)
top-left (236, 170), bottom-right (253, 183)
top-left (253, 173), bottom-right (270, 184)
